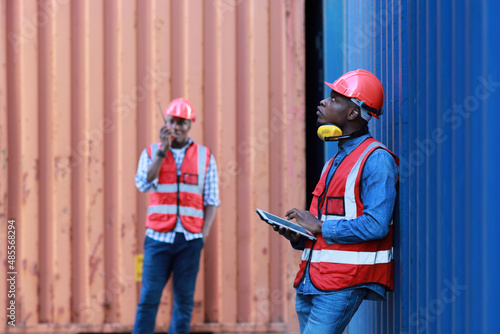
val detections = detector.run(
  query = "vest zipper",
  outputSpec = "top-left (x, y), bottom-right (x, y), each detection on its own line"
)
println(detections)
top-left (176, 174), bottom-right (181, 222)
top-left (177, 141), bottom-right (193, 230)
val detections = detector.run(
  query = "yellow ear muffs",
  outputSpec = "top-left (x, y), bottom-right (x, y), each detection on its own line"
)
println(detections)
top-left (317, 124), bottom-right (343, 141)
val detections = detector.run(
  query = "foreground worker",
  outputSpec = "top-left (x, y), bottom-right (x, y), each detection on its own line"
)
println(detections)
top-left (274, 69), bottom-right (399, 333)
top-left (132, 98), bottom-right (220, 334)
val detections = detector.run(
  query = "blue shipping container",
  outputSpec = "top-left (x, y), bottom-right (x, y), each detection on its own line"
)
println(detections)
top-left (322, 0), bottom-right (500, 333)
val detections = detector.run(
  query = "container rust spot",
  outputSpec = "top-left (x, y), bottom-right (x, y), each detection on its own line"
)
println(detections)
top-left (54, 156), bottom-right (70, 179)
top-left (31, 262), bottom-right (39, 275)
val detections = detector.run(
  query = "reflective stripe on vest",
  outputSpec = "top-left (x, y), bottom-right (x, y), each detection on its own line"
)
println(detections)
top-left (301, 247), bottom-right (393, 265)
top-left (147, 205), bottom-right (204, 218)
top-left (145, 142), bottom-right (209, 233)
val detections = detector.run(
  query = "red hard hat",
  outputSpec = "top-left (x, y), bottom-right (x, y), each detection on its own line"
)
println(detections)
top-left (164, 97), bottom-right (196, 122)
top-left (325, 69), bottom-right (385, 118)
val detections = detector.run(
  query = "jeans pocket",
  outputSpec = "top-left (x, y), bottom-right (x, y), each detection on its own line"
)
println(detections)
top-left (190, 237), bottom-right (204, 251)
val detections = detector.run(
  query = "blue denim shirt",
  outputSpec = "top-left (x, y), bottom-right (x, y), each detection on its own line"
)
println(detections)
top-left (294, 133), bottom-right (399, 300)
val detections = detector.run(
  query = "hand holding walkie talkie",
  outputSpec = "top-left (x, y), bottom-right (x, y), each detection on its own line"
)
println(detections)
top-left (158, 102), bottom-right (176, 150)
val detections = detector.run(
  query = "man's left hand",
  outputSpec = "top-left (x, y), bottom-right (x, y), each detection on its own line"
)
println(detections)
top-left (285, 208), bottom-right (322, 234)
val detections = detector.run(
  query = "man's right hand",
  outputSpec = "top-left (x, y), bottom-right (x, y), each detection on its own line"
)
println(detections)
top-left (146, 125), bottom-right (173, 183)
top-left (272, 225), bottom-right (301, 243)
top-left (159, 125), bottom-right (173, 152)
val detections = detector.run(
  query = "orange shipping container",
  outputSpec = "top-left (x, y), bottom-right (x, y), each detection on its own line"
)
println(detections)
top-left (0, 0), bottom-right (305, 333)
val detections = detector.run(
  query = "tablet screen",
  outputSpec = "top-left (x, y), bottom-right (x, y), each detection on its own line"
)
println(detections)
top-left (256, 208), bottom-right (317, 240)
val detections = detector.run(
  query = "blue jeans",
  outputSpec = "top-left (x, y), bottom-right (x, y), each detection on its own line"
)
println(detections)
top-left (295, 288), bottom-right (368, 334)
top-left (132, 233), bottom-right (204, 334)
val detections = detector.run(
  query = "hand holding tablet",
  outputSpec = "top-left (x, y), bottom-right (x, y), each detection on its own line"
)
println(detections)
top-left (256, 208), bottom-right (317, 240)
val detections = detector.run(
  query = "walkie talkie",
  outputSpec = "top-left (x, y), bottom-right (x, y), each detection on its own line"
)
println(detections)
top-left (158, 102), bottom-right (174, 140)
top-left (158, 102), bottom-right (167, 125)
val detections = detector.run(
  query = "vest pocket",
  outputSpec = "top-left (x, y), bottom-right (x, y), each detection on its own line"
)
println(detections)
top-left (181, 192), bottom-right (203, 208)
top-left (146, 212), bottom-right (175, 232)
top-left (183, 173), bottom-right (198, 185)
top-left (312, 262), bottom-right (357, 290)
top-left (318, 261), bottom-right (357, 277)
top-left (182, 215), bottom-right (204, 233)
top-left (325, 196), bottom-right (345, 216)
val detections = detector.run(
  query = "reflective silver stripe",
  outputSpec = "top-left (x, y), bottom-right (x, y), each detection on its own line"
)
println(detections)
top-left (301, 248), bottom-right (312, 261)
top-left (148, 205), bottom-right (204, 218)
top-left (154, 183), bottom-right (202, 193)
top-left (321, 215), bottom-right (344, 221)
top-left (344, 141), bottom-right (385, 219)
top-left (196, 145), bottom-right (207, 192)
top-left (305, 248), bottom-right (393, 265)
top-left (155, 184), bottom-right (177, 193)
top-left (179, 206), bottom-right (204, 218)
top-left (179, 183), bottom-right (204, 193)
top-left (147, 205), bottom-right (177, 215)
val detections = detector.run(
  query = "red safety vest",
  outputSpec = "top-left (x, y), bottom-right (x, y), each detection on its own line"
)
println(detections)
top-left (294, 137), bottom-right (399, 291)
top-left (145, 142), bottom-right (210, 233)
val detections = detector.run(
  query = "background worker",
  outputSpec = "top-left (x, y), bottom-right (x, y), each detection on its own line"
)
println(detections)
top-left (132, 98), bottom-right (220, 334)
top-left (274, 69), bottom-right (399, 333)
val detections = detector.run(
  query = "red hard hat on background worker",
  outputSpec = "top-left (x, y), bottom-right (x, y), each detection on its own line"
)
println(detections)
top-left (164, 97), bottom-right (196, 122)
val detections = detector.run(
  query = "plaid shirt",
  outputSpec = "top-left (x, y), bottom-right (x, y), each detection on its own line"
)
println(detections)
top-left (135, 138), bottom-right (220, 243)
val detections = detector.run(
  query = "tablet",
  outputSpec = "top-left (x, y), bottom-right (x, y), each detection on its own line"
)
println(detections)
top-left (256, 208), bottom-right (317, 240)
